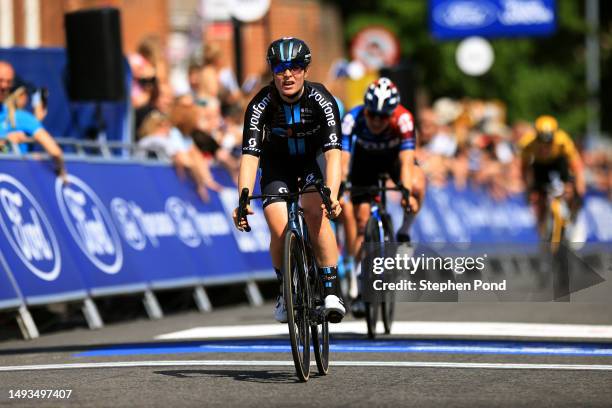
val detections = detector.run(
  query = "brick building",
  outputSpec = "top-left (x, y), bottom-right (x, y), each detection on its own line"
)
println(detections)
top-left (0, 0), bottom-right (345, 84)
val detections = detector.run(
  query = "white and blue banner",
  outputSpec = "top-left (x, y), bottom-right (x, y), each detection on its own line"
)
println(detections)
top-left (0, 157), bottom-right (274, 306)
top-left (0, 160), bottom-right (88, 305)
top-left (0, 157), bottom-right (609, 308)
top-left (430, 0), bottom-right (556, 39)
top-left (389, 184), bottom-right (612, 244)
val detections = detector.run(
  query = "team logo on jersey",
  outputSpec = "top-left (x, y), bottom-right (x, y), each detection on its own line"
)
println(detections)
top-left (305, 173), bottom-right (316, 184)
top-left (249, 93), bottom-right (272, 131)
top-left (0, 174), bottom-right (61, 281)
top-left (308, 88), bottom-right (336, 127)
top-left (56, 175), bottom-right (123, 274)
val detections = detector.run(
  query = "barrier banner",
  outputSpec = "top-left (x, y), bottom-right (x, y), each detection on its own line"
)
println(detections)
top-left (42, 161), bottom-right (173, 294)
top-left (0, 261), bottom-right (21, 310)
top-left (390, 185), bottom-right (611, 244)
top-left (212, 168), bottom-right (273, 276)
top-left (74, 161), bottom-right (204, 289)
top-left (2, 157), bottom-right (608, 309)
top-left (0, 160), bottom-right (88, 304)
top-left (580, 191), bottom-right (612, 243)
top-left (146, 165), bottom-right (252, 283)
top-left (430, 0), bottom-right (556, 40)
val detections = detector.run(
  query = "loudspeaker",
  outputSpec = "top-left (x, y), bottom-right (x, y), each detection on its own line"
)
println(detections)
top-left (65, 8), bottom-right (125, 101)
top-left (380, 64), bottom-right (418, 118)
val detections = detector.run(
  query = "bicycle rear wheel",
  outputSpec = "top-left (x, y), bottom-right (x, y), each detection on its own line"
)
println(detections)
top-left (311, 318), bottom-right (329, 375)
top-left (283, 230), bottom-right (311, 381)
top-left (382, 293), bottom-right (395, 334)
top-left (365, 301), bottom-right (379, 339)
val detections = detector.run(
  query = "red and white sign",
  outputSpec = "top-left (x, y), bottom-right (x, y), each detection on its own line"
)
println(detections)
top-left (350, 26), bottom-right (401, 70)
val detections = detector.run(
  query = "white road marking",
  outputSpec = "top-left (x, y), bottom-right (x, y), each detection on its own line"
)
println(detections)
top-left (155, 321), bottom-right (612, 340)
top-left (1, 360), bottom-right (612, 372)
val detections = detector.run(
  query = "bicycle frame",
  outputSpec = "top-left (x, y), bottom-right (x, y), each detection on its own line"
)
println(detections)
top-left (237, 184), bottom-right (333, 380)
top-left (237, 184), bottom-right (333, 323)
top-left (369, 176), bottom-right (389, 257)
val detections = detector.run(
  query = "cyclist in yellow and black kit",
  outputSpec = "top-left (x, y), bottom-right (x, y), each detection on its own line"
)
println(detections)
top-left (519, 115), bottom-right (586, 237)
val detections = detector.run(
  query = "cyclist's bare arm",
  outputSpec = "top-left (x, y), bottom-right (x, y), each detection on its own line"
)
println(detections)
top-left (236, 86), bottom-right (267, 219)
top-left (561, 135), bottom-right (585, 196)
top-left (324, 148), bottom-right (342, 218)
top-left (399, 149), bottom-right (414, 189)
top-left (233, 154), bottom-right (258, 229)
top-left (238, 154), bottom-right (259, 199)
top-left (570, 156), bottom-right (586, 196)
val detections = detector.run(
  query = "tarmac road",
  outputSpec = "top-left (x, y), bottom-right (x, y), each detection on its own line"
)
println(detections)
top-left (1, 302), bottom-right (612, 407)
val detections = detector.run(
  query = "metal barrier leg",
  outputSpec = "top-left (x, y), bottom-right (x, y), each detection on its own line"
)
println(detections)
top-left (143, 290), bottom-right (163, 320)
top-left (245, 281), bottom-right (263, 306)
top-left (494, 256), bottom-right (512, 275)
top-left (82, 297), bottom-right (104, 330)
top-left (16, 305), bottom-right (39, 340)
top-left (193, 286), bottom-right (212, 312)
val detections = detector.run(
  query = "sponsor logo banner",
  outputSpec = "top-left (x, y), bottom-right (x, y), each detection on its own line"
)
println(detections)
top-left (430, 0), bottom-right (556, 39)
top-left (63, 161), bottom-right (203, 289)
top-left (0, 160), bottom-right (87, 302)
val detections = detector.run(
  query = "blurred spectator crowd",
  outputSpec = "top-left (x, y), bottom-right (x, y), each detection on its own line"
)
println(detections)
top-left (415, 97), bottom-right (611, 199)
top-left (2, 34), bottom-right (610, 202)
top-left (129, 36), bottom-right (246, 201)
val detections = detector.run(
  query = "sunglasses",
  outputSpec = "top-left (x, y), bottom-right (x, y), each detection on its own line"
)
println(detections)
top-left (365, 110), bottom-right (390, 120)
top-left (137, 76), bottom-right (157, 87)
top-left (272, 62), bottom-right (305, 76)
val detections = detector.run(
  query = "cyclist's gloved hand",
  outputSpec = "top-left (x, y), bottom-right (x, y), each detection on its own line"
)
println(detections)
top-left (401, 195), bottom-right (419, 213)
top-left (322, 199), bottom-right (342, 219)
top-left (232, 205), bottom-right (253, 231)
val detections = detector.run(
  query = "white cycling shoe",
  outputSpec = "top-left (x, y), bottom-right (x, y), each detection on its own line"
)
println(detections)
top-left (349, 262), bottom-right (360, 299)
top-left (274, 295), bottom-right (287, 323)
top-left (324, 295), bottom-right (346, 324)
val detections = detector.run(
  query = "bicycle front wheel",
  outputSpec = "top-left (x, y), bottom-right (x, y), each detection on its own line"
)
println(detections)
top-left (381, 214), bottom-right (396, 334)
top-left (283, 230), bottom-right (311, 382)
top-left (364, 216), bottom-right (382, 339)
top-left (311, 263), bottom-right (329, 375)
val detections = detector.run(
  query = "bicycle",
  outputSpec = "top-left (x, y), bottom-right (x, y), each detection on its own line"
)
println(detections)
top-left (542, 172), bottom-right (585, 252)
top-left (351, 174), bottom-right (410, 339)
top-left (237, 182), bottom-right (334, 382)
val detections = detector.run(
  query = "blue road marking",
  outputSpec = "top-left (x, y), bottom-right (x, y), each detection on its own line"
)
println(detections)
top-left (74, 339), bottom-right (612, 357)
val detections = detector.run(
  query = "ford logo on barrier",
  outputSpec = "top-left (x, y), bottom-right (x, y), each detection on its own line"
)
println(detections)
top-left (433, 0), bottom-right (498, 29)
top-left (55, 175), bottom-right (123, 274)
top-left (0, 174), bottom-right (61, 281)
top-left (110, 198), bottom-right (147, 251)
top-left (499, 0), bottom-right (554, 25)
top-left (165, 197), bottom-right (202, 248)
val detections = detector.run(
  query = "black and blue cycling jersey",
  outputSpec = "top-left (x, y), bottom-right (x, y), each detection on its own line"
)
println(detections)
top-left (242, 81), bottom-right (342, 207)
top-left (242, 81), bottom-right (342, 159)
